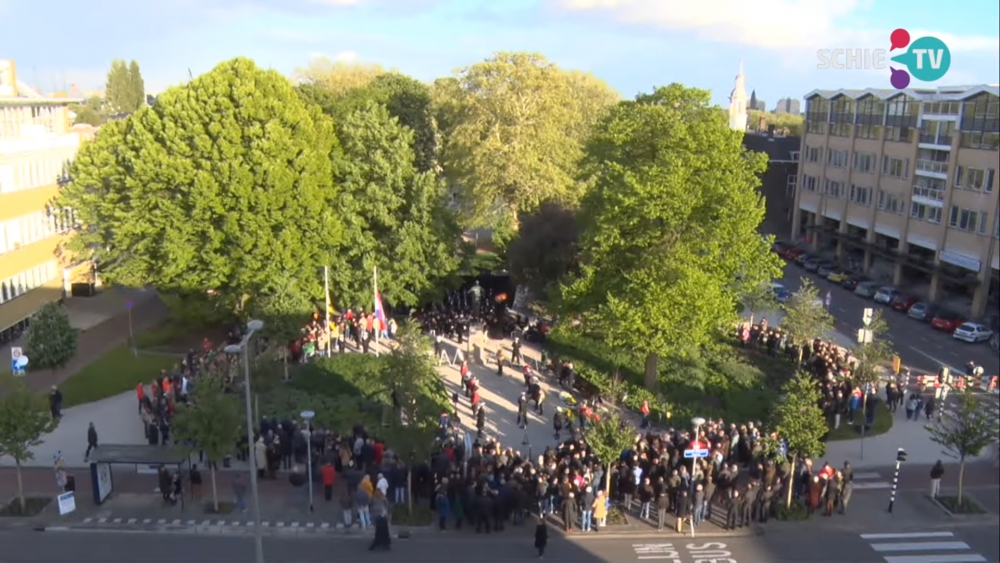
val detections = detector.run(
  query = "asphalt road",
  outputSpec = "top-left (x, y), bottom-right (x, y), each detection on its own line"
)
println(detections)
top-left (778, 267), bottom-right (1000, 377)
top-left (0, 527), bottom-right (930, 563)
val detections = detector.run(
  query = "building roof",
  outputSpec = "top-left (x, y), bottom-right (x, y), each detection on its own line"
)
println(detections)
top-left (803, 85), bottom-right (999, 102)
top-left (743, 132), bottom-right (801, 163)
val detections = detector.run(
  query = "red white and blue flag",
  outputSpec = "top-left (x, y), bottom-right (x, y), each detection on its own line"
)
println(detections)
top-left (373, 267), bottom-right (387, 330)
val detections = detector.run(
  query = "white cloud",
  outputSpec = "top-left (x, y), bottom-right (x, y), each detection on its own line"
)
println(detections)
top-left (333, 50), bottom-right (360, 63)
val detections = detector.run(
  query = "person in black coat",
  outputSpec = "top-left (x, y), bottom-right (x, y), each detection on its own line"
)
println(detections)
top-left (534, 516), bottom-right (548, 559)
top-left (369, 515), bottom-right (391, 551)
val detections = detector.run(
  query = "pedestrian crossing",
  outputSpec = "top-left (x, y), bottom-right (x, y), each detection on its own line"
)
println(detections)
top-left (851, 471), bottom-right (892, 490)
top-left (860, 531), bottom-right (987, 563)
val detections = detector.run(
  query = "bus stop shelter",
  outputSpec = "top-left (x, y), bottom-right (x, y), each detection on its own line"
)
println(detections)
top-left (86, 444), bottom-right (193, 510)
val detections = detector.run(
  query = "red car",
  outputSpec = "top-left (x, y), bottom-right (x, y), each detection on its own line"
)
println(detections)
top-left (890, 294), bottom-right (917, 312)
top-left (931, 311), bottom-right (967, 333)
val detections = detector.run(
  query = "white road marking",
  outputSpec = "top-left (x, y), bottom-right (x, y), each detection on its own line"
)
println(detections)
top-left (853, 472), bottom-right (883, 479)
top-left (871, 542), bottom-right (971, 552)
top-left (883, 556), bottom-right (986, 563)
top-left (851, 482), bottom-right (892, 489)
top-left (907, 347), bottom-right (962, 372)
top-left (862, 532), bottom-right (954, 539)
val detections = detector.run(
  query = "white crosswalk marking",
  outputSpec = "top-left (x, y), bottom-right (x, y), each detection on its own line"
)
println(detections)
top-left (851, 471), bottom-right (892, 490)
top-left (860, 531), bottom-right (987, 563)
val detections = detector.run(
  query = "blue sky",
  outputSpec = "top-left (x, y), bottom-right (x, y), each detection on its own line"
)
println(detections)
top-left (2, 0), bottom-right (998, 108)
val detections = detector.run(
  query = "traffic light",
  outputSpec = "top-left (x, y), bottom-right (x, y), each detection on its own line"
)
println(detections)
top-left (896, 448), bottom-right (907, 463)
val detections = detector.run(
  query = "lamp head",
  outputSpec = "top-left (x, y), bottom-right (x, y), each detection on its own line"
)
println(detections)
top-left (247, 319), bottom-right (264, 332)
top-left (223, 344), bottom-right (242, 355)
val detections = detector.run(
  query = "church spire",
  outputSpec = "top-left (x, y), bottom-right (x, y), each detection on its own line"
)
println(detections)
top-left (728, 62), bottom-right (748, 132)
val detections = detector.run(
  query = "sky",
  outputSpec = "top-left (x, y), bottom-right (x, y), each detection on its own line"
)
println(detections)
top-left (1, 0), bottom-right (998, 108)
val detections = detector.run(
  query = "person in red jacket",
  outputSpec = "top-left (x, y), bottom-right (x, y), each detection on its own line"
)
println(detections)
top-left (640, 400), bottom-right (650, 429)
top-left (373, 441), bottom-right (384, 466)
top-left (322, 461), bottom-right (336, 501)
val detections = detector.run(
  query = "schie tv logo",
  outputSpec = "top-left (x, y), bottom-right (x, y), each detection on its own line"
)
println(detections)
top-left (816, 28), bottom-right (951, 89)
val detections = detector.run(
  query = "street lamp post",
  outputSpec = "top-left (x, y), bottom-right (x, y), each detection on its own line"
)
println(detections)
top-left (690, 416), bottom-right (706, 538)
top-left (301, 410), bottom-right (315, 513)
top-left (224, 319), bottom-right (265, 563)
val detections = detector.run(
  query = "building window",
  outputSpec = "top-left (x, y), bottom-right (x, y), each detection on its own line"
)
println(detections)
top-left (960, 131), bottom-right (1000, 151)
top-left (911, 202), bottom-right (942, 223)
top-left (884, 126), bottom-right (914, 143)
top-left (855, 124), bottom-right (881, 139)
top-left (789, 151), bottom-right (799, 161)
top-left (825, 179), bottom-right (844, 198)
top-left (802, 175), bottom-right (818, 192)
top-left (949, 206), bottom-right (987, 232)
top-left (877, 189), bottom-right (906, 215)
top-left (853, 152), bottom-right (875, 173)
top-left (827, 149), bottom-right (848, 168)
top-left (922, 101), bottom-right (961, 115)
top-left (957, 167), bottom-right (995, 192)
top-left (786, 174), bottom-right (797, 197)
top-left (830, 122), bottom-right (851, 137)
top-left (849, 184), bottom-right (872, 206)
top-left (805, 146), bottom-right (822, 162)
top-left (882, 156), bottom-right (909, 179)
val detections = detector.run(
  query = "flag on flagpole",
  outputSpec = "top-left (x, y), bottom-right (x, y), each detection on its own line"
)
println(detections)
top-left (373, 267), bottom-right (385, 356)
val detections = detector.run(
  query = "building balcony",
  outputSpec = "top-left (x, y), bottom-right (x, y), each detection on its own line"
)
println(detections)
top-left (918, 134), bottom-right (953, 149)
top-left (915, 159), bottom-right (949, 178)
top-left (912, 185), bottom-right (946, 202)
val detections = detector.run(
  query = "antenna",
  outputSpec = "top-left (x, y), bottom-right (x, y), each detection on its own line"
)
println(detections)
top-left (188, 68), bottom-right (193, 80)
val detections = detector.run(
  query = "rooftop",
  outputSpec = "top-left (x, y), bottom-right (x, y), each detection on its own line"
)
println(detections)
top-left (743, 131), bottom-right (801, 163)
top-left (803, 84), bottom-right (999, 102)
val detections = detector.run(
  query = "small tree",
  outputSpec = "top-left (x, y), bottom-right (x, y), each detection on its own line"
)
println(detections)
top-left (0, 376), bottom-right (59, 512)
top-left (780, 278), bottom-right (834, 362)
top-left (771, 371), bottom-right (827, 508)
top-left (251, 279), bottom-right (313, 381)
top-left (926, 385), bottom-right (1000, 509)
top-left (853, 309), bottom-right (893, 430)
top-left (25, 302), bottom-right (78, 369)
top-left (583, 411), bottom-right (637, 501)
top-left (172, 377), bottom-right (242, 512)
top-left (739, 280), bottom-right (778, 327)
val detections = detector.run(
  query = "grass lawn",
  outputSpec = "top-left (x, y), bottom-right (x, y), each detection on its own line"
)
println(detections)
top-left (58, 345), bottom-right (180, 408)
top-left (824, 403), bottom-right (894, 441)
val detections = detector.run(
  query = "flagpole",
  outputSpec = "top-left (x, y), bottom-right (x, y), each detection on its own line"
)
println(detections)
top-left (324, 266), bottom-right (331, 357)
top-left (373, 266), bottom-right (380, 357)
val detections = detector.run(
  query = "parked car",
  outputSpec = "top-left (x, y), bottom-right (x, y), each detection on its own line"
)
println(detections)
top-left (783, 247), bottom-right (806, 260)
top-left (931, 310), bottom-right (966, 333)
top-left (794, 253), bottom-right (812, 266)
top-left (873, 286), bottom-right (899, 305)
top-left (826, 270), bottom-right (850, 284)
top-left (772, 241), bottom-right (789, 254)
top-left (842, 275), bottom-right (866, 291)
top-left (953, 322), bottom-right (994, 343)
top-left (907, 302), bottom-right (936, 321)
top-left (773, 287), bottom-right (792, 303)
top-left (889, 294), bottom-right (917, 312)
top-left (803, 259), bottom-right (824, 272)
top-left (816, 262), bottom-right (837, 277)
top-left (854, 281), bottom-right (879, 298)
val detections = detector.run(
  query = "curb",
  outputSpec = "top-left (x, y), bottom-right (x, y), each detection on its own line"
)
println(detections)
top-left (24, 517), bottom-right (435, 538)
top-left (564, 526), bottom-right (764, 540)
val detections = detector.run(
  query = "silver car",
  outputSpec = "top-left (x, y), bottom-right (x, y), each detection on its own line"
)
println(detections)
top-left (873, 286), bottom-right (898, 305)
top-left (854, 281), bottom-right (879, 298)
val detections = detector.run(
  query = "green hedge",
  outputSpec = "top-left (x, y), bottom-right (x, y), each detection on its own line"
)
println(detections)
top-left (545, 328), bottom-right (786, 426)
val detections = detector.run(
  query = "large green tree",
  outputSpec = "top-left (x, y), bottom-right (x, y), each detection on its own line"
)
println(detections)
top-left (506, 200), bottom-right (581, 302)
top-left (437, 52), bottom-right (617, 234)
top-left (770, 371), bottom-right (827, 508)
top-left (329, 101), bottom-right (460, 308)
top-left (104, 59), bottom-right (145, 114)
top-left (780, 278), bottom-right (834, 362)
top-left (60, 58), bottom-right (344, 319)
top-left (0, 376), bottom-right (58, 513)
top-left (70, 96), bottom-right (106, 126)
top-left (560, 85), bottom-right (782, 389)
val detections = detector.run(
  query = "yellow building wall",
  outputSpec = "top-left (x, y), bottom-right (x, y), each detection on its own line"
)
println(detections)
top-left (0, 183), bottom-right (60, 221)
top-left (0, 280), bottom-right (62, 330)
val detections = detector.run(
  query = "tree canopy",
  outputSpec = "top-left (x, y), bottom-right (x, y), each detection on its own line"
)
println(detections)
top-left (104, 59), bottom-right (145, 114)
top-left (60, 58), bottom-right (344, 318)
top-left (780, 278), bottom-right (834, 348)
top-left (295, 57), bottom-right (385, 96)
top-left (436, 52), bottom-right (618, 234)
top-left (328, 100), bottom-right (460, 308)
top-left (560, 85), bottom-right (782, 383)
top-left (506, 200), bottom-right (581, 302)
top-left (926, 385), bottom-right (1000, 508)
top-left (0, 376), bottom-right (58, 512)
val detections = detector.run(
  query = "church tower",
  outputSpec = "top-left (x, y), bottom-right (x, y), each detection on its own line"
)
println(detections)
top-left (728, 62), bottom-right (748, 132)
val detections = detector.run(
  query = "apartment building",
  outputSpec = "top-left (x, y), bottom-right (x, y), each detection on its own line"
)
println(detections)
top-left (0, 59), bottom-right (91, 342)
top-left (791, 85), bottom-right (999, 320)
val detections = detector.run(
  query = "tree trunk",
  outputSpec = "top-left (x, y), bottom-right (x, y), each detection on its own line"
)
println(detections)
top-left (210, 463), bottom-right (219, 512)
top-left (644, 353), bottom-right (659, 391)
top-left (957, 457), bottom-right (966, 509)
top-left (15, 460), bottom-right (24, 512)
top-left (604, 458), bottom-right (613, 502)
top-left (785, 453), bottom-right (797, 509)
top-left (748, 311), bottom-right (755, 327)
top-left (406, 467), bottom-right (413, 514)
top-left (796, 345), bottom-right (803, 365)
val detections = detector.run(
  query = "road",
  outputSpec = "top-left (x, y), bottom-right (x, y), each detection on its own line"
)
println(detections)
top-left (6, 526), bottom-right (999, 563)
top-left (777, 267), bottom-right (1000, 377)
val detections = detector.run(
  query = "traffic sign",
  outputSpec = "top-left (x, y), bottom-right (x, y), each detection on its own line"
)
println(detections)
top-left (125, 300), bottom-right (133, 310)
top-left (862, 308), bottom-right (873, 326)
top-left (684, 448), bottom-right (710, 459)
